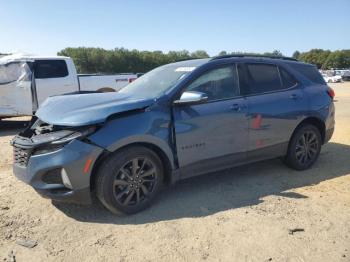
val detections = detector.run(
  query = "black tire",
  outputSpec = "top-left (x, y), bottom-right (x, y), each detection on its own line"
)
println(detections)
top-left (284, 124), bottom-right (322, 170)
top-left (95, 146), bottom-right (164, 214)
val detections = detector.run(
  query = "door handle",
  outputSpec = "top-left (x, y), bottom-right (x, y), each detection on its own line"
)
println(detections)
top-left (289, 94), bottom-right (299, 100)
top-left (230, 104), bottom-right (241, 111)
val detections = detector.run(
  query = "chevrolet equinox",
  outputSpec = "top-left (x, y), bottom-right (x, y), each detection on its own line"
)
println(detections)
top-left (12, 55), bottom-right (335, 214)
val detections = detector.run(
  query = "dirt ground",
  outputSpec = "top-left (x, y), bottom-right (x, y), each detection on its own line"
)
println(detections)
top-left (1, 83), bottom-right (350, 262)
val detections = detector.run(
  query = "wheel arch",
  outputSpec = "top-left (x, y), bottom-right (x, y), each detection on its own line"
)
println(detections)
top-left (97, 87), bottom-right (115, 92)
top-left (291, 117), bottom-right (326, 144)
top-left (90, 141), bottom-right (175, 191)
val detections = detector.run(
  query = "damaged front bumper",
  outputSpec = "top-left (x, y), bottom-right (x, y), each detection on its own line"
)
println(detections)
top-left (12, 134), bottom-right (103, 205)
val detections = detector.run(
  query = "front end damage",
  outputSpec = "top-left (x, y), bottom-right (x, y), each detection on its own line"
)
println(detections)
top-left (11, 118), bottom-right (104, 204)
top-left (0, 58), bottom-right (34, 117)
top-left (11, 90), bottom-right (156, 204)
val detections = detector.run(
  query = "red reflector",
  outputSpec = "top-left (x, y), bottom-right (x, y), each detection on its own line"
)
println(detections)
top-left (252, 114), bottom-right (262, 129)
top-left (327, 87), bottom-right (335, 99)
top-left (83, 159), bottom-right (93, 174)
top-left (128, 78), bottom-right (137, 83)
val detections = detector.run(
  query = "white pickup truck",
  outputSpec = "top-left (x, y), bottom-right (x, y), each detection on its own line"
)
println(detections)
top-left (0, 54), bottom-right (138, 118)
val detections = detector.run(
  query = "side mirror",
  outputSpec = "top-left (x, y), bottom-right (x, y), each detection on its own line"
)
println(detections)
top-left (174, 91), bottom-right (208, 105)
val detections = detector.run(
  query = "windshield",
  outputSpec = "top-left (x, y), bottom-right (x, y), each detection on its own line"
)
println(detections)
top-left (0, 62), bottom-right (32, 85)
top-left (119, 59), bottom-right (209, 97)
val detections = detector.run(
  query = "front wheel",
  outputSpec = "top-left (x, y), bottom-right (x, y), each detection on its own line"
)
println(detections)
top-left (284, 124), bottom-right (322, 170)
top-left (96, 146), bottom-right (164, 214)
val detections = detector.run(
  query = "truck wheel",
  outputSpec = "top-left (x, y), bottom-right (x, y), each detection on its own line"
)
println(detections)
top-left (98, 87), bottom-right (115, 92)
top-left (284, 124), bottom-right (322, 170)
top-left (96, 146), bottom-right (164, 214)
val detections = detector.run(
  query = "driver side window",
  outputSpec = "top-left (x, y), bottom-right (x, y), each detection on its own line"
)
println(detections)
top-left (186, 65), bottom-right (239, 101)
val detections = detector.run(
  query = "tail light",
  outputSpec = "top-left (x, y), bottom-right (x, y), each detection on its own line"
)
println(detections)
top-left (327, 87), bottom-right (335, 99)
top-left (128, 78), bottom-right (137, 83)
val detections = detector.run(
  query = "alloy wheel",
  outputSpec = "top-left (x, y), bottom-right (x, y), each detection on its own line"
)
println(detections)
top-left (112, 158), bottom-right (158, 206)
top-left (295, 130), bottom-right (319, 165)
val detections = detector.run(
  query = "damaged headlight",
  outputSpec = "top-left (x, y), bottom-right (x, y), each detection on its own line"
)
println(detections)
top-left (12, 119), bottom-right (99, 156)
top-left (31, 126), bottom-right (97, 145)
top-left (30, 126), bottom-right (97, 156)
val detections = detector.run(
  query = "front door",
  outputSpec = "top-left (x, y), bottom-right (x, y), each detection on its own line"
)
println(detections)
top-left (173, 65), bottom-right (249, 178)
top-left (0, 62), bottom-right (32, 116)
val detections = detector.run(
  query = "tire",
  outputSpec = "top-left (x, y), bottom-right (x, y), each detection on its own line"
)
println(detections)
top-left (95, 146), bottom-right (164, 214)
top-left (284, 124), bottom-right (322, 170)
top-left (98, 87), bottom-right (115, 93)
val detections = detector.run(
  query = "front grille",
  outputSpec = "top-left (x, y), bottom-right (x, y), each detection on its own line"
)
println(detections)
top-left (13, 146), bottom-right (32, 167)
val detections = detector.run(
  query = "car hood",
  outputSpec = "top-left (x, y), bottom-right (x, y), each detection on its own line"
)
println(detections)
top-left (36, 92), bottom-right (155, 126)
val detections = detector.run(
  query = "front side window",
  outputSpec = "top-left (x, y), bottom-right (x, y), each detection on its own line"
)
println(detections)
top-left (245, 63), bottom-right (282, 94)
top-left (185, 66), bottom-right (239, 101)
top-left (34, 60), bottom-right (68, 79)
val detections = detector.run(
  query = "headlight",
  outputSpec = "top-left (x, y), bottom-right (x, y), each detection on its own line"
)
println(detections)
top-left (31, 126), bottom-right (96, 145)
top-left (31, 126), bottom-right (97, 155)
top-left (51, 127), bottom-right (96, 145)
top-left (31, 130), bottom-right (75, 144)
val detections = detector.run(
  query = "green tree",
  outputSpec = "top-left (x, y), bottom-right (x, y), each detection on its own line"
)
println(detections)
top-left (292, 51), bottom-right (300, 59)
top-left (190, 50), bottom-right (209, 59)
top-left (322, 50), bottom-right (350, 69)
top-left (298, 49), bottom-right (331, 68)
top-left (218, 51), bottom-right (228, 56)
top-left (57, 47), bottom-right (350, 74)
top-left (264, 50), bottom-right (283, 57)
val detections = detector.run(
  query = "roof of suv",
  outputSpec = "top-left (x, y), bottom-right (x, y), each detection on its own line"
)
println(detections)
top-left (206, 54), bottom-right (314, 67)
top-left (211, 54), bottom-right (298, 62)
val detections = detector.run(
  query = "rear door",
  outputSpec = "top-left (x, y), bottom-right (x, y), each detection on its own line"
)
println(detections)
top-left (34, 59), bottom-right (77, 105)
top-left (173, 64), bottom-right (249, 178)
top-left (238, 62), bottom-right (307, 160)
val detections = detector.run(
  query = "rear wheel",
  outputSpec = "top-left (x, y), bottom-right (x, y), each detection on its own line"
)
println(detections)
top-left (284, 124), bottom-right (322, 170)
top-left (96, 146), bottom-right (163, 214)
top-left (98, 87), bottom-right (115, 92)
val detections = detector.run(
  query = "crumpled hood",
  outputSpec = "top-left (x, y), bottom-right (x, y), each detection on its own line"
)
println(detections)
top-left (36, 92), bottom-right (155, 126)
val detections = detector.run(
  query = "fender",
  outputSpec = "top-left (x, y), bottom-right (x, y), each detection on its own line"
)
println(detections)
top-left (106, 134), bottom-right (175, 169)
top-left (88, 108), bottom-right (176, 169)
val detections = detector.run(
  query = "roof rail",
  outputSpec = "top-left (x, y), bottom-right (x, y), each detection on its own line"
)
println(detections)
top-left (211, 54), bottom-right (298, 62)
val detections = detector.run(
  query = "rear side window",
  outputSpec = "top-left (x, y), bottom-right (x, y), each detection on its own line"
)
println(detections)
top-left (279, 67), bottom-right (298, 88)
top-left (185, 66), bottom-right (239, 101)
top-left (34, 60), bottom-right (68, 79)
top-left (289, 64), bottom-right (325, 85)
top-left (245, 63), bottom-right (282, 94)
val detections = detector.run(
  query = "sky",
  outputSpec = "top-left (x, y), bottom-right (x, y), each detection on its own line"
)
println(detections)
top-left (0, 0), bottom-right (349, 57)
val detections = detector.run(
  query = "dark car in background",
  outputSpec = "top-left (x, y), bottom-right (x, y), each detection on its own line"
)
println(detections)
top-left (12, 55), bottom-right (335, 214)
top-left (341, 71), bottom-right (350, 81)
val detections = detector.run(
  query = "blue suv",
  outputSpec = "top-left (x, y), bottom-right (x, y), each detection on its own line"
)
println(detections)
top-left (12, 55), bottom-right (335, 214)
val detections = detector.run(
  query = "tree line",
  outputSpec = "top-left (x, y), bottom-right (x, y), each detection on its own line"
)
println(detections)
top-left (293, 49), bottom-right (350, 70)
top-left (57, 48), bottom-right (210, 74)
top-left (55, 47), bottom-right (347, 73)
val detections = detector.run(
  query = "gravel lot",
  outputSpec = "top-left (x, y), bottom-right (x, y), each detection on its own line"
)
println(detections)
top-left (1, 83), bottom-right (350, 262)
